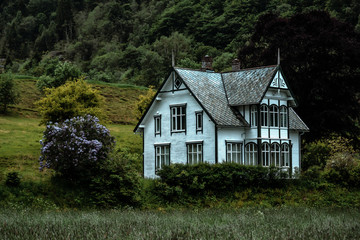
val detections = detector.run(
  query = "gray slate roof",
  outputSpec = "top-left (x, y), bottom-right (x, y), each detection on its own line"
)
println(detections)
top-left (174, 66), bottom-right (308, 131)
top-left (222, 66), bottom-right (278, 105)
top-left (175, 68), bottom-right (247, 127)
top-left (289, 108), bottom-right (309, 132)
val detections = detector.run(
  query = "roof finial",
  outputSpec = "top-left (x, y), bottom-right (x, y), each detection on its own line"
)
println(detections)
top-left (277, 48), bottom-right (280, 65)
top-left (171, 49), bottom-right (175, 67)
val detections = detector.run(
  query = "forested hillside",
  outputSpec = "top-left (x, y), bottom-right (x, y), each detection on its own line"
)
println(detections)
top-left (1, 0), bottom-right (360, 144)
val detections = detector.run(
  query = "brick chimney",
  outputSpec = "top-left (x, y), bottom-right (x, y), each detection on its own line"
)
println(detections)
top-left (201, 55), bottom-right (213, 71)
top-left (232, 58), bottom-right (241, 71)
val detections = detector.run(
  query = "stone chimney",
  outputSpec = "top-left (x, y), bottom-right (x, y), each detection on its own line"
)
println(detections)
top-left (201, 55), bottom-right (213, 71)
top-left (232, 58), bottom-right (241, 71)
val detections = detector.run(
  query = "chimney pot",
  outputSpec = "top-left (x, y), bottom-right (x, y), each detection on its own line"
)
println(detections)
top-left (232, 58), bottom-right (241, 71)
top-left (201, 55), bottom-right (213, 71)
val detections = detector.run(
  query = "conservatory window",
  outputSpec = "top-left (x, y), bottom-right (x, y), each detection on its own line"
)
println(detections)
top-left (245, 143), bottom-right (257, 165)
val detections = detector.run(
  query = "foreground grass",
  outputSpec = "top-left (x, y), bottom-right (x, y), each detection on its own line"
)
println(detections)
top-left (0, 207), bottom-right (359, 240)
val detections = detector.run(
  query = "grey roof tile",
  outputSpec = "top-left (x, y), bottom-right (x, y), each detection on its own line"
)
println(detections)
top-left (222, 66), bottom-right (278, 106)
top-left (175, 68), bottom-right (248, 127)
top-left (289, 107), bottom-right (309, 131)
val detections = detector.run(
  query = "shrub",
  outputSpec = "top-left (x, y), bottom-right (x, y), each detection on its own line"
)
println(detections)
top-left (302, 140), bottom-right (331, 171)
top-left (154, 163), bottom-right (288, 201)
top-left (5, 172), bottom-right (21, 187)
top-left (0, 74), bottom-right (18, 113)
top-left (39, 115), bottom-right (115, 183)
top-left (36, 78), bottom-right (105, 124)
top-left (90, 150), bottom-right (142, 207)
top-left (36, 60), bottom-right (82, 91)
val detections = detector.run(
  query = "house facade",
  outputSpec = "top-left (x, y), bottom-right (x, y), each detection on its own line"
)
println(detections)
top-left (134, 61), bottom-right (309, 178)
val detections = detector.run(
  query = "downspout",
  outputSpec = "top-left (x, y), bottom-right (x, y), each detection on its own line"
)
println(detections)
top-left (215, 124), bottom-right (218, 164)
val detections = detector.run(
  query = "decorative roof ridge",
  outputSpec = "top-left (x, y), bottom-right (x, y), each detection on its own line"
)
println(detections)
top-left (174, 66), bottom-right (220, 73)
top-left (221, 64), bottom-right (278, 74)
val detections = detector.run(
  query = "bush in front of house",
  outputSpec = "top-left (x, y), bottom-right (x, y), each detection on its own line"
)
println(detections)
top-left (89, 150), bottom-right (142, 208)
top-left (39, 115), bottom-right (115, 183)
top-left (154, 163), bottom-right (289, 201)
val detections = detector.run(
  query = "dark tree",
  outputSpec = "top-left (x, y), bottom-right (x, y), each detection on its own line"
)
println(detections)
top-left (239, 11), bottom-right (360, 145)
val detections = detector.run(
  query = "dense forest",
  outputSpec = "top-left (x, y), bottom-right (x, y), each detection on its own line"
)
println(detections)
top-left (1, 0), bottom-right (360, 144)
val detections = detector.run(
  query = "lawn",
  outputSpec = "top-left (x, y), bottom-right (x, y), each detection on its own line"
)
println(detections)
top-left (0, 115), bottom-right (142, 182)
top-left (0, 207), bottom-right (359, 239)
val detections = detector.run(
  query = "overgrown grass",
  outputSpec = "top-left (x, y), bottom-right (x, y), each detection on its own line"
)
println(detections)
top-left (0, 207), bottom-right (359, 239)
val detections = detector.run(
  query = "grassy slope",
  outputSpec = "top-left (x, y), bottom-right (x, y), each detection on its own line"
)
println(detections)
top-left (0, 78), bottom-right (145, 182)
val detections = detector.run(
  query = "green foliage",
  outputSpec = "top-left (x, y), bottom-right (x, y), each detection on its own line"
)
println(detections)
top-left (36, 60), bottom-right (82, 92)
top-left (90, 150), bottom-right (142, 208)
top-left (5, 172), bottom-right (21, 187)
top-left (134, 86), bottom-right (156, 120)
top-left (0, 74), bottom-right (18, 113)
top-left (36, 78), bottom-right (105, 124)
top-left (154, 163), bottom-right (289, 202)
top-left (302, 140), bottom-right (331, 171)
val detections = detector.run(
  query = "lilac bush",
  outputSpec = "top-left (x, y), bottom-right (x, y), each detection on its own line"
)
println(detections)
top-left (39, 115), bottom-right (115, 181)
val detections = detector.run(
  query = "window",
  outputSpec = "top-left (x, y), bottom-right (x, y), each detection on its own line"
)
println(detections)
top-left (251, 105), bottom-right (257, 127)
top-left (281, 143), bottom-right (290, 167)
top-left (245, 143), bottom-right (257, 165)
top-left (171, 105), bottom-right (186, 132)
top-left (261, 105), bottom-right (268, 127)
top-left (196, 111), bottom-right (203, 133)
top-left (187, 143), bottom-right (203, 164)
top-left (155, 145), bottom-right (170, 171)
top-left (262, 142), bottom-right (270, 166)
top-left (154, 115), bottom-right (161, 136)
top-left (227, 142), bottom-right (242, 164)
top-left (271, 143), bottom-right (281, 166)
top-left (280, 106), bottom-right (288, 128)
top-left (269, 105), bottom-right (279, 127)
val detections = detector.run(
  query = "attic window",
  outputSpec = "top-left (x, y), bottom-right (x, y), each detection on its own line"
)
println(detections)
top-left (174, 77), bottom-right (182, 89)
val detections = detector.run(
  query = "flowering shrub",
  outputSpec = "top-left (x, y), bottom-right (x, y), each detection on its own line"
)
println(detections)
top-left (39, 115), bottom-right (115, 182)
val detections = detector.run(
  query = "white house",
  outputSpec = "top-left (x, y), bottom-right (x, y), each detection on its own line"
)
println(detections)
top-left (134, 57), bottom-right (309, 178)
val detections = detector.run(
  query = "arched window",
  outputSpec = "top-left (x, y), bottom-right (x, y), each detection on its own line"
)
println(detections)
top-left (245, 143), bottom-right (257, 165)
top-left (269, 105), bottom-right (279, 127)
top-left (262, 142), bottom-right (270, 166)
top-left (280, 106), bottom-right (288, 128)
top-left (251, 105), bottom-right (257, 127)
top-left (281, 143), bottom-right (290, 167)
top-left (261, 105), bottom-right (268, 127)
top-left (271, 143), bottom-right (281, 166)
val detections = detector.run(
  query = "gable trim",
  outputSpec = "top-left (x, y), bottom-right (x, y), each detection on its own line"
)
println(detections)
top-left (134, 70), bottom-right (174, 133)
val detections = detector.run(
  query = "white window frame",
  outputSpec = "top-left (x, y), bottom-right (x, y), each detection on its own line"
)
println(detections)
top-left (271, 143), bottom-right (281, 166)
top-left (195, 111), bottom-right (203, 133)
top-left (187, 142), bottom-right (203, 165)
top-left (262, 142), bottom-right (270, 167)
top-left (269, 105), bottom-right (279, 127)
top-left (155, 144), bottom-right (170, 171)
top-left (251, 105), bottom-right (258, 127)
top-left (245, 143), bottom-right (257, 165)
top-left (154, 115), bottom-right (161, 136)
top-left (261, 104), bottom-right (268, 127)
top-left (226, 142), bottom-right (243, 164)
top-left (170, 105), bottom-right (186, 133)
top-left (280, 106), bottom-right (288, 128)
top-left (281, 143), bottom-right (290, 167)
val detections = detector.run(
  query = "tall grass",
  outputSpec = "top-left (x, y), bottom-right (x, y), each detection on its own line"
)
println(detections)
top-left (0, 207), bottom-right (359, 239)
